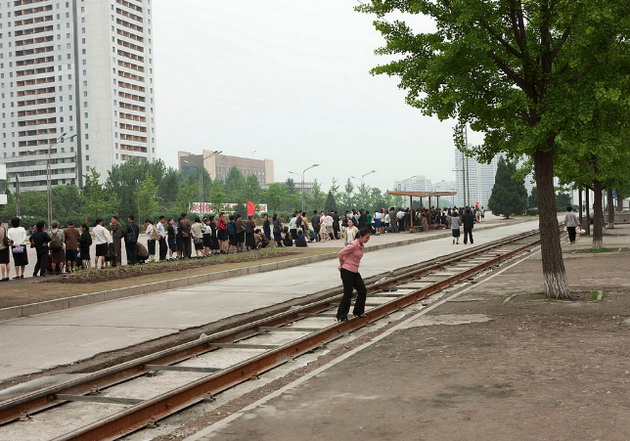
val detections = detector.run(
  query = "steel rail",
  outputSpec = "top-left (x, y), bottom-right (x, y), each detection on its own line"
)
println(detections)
top-left (49, 231), bottom-right (543, 441)
top-left (0, 230), bottom-right (538, 425)
top-left (0, 229), bottom-right (544, 437)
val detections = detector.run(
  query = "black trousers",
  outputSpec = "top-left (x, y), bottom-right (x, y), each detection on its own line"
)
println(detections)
top-left (567, 227), bottom-right (577, 243)
top-left (159, 237), bottom-right (168, 260)
top-left (125, 240), bottom-right (137, 265)
top-left (33, 248), bottom-right (49, 276)
top-left (336, 268), bottom-right (367, 319)
top-left (463, 227), bottom-right (474, 244)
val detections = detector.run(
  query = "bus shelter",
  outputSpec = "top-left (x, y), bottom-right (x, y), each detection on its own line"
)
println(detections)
top-left (387, 190), bottom-right (457, 232)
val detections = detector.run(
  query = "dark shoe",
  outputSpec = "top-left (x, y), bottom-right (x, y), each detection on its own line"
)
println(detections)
top-left (353, 313), bottom-right (366, 319)
top-left (40, 274), bottom-right (46, 277)
top-left (33, 273), bottom-right (37, 278)
top-left (336, 316), bottom-right (348, 322)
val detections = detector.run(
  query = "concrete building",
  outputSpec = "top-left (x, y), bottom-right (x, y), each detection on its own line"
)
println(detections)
top-left (179, 151), bottom-right (274, 185)
top-left (454, 150), bottom-right (500, 208)
top-left (393, 175), bottom-right (433, 193)
top-left (0, 0), bottom-right (156, 191)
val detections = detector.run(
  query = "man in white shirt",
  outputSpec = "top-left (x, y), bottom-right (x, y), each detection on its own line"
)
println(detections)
top-left (157, 216), bottom-right (167, 261)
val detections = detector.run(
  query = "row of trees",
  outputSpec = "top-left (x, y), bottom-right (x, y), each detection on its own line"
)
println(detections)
top-left (488, 157), bottom-right (575, 218)
top-left (360, 0), bottom-right (629, 298)
top-left (0, 159), bottom-right (409, 225)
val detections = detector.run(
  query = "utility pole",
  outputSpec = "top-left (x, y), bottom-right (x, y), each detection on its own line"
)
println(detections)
top-left (15, 175), bottom-right (20, 218)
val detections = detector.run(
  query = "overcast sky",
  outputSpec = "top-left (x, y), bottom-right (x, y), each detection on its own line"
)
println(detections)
top-left (152, 1), bottom-right (478, 192)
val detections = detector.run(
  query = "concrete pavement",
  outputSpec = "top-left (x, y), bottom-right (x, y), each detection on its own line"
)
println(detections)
top-left (0, 219), bottom-right (539, 383)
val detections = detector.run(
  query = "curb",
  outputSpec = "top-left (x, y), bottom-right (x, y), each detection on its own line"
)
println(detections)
top-left (0, 222), bottom-right (515, 322)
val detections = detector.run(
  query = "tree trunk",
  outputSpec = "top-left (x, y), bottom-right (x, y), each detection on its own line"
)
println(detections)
top-left (617, 193), bottom-right (624, 212)
top-left (607, 188), bottom-right (615, 229)
top-left (534, 150), bottom-right (570, 299)
top-left (592, 180), bottom-right (604, 249)
top-left (585, 189), bottom-right (591, 236)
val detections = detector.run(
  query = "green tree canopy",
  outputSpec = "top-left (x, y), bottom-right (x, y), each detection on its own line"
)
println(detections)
top-left (358, 0), bottom-right (630, 298)
top-left (488, 158), bottom-right (527, 219)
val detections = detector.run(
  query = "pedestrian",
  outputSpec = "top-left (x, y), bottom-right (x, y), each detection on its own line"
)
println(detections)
top-left (110, 216), bottom-right (124, 267)
top-left (254, 228), bottom-right (270, 249)
top-left (311, 210), bottom-right (321, 241)
top-left (157, 216), bottom-right (168, 261)
top-left (565, 206), bottom-right (581, 244)
top-left (202, 217), bottom-right (212, 256)
top-left (208, 215), bottom-right (220, 255)
top-left (342, 218), bottom-right (359, 246)
top-left (0, 222), bottom-right (11, 281)
top-left (7, 217), bottom-right (28, 279)
top-left (125, 215), bottom-right (139, 265)
top-left (282, 226), bottom-right (293, 247)
top-left (245, 215), bottom-right (256, 251)
top-left (191, 216), bottom-right (205, 257)
top-left (93, 218), bottom-right (112, 269)
top-left (167, 218), bottom-right (177, 260)
top-left (31, 220), bottom-right (52, 277)
top-left (332, 211), bottom-right (340, 239)
top-left (79, 223), bottom-right (92, 269)
top-left (175, 217), bottom-right (185, 258)
top-left (217, 212), bottom-right (229, 254)
top-left (64, 221), bottom-right (81, 273)
top-left (262, 213), bottom-right (272, 243)
top-left (272, 214), bottom-right (283, 247)
top-left (48, 221), bottom-right (66, 274)
top-left (450, 209), bottom-right (461, 244)
top-left (179, 212), bottom-right (192, 258)
top-left (462, 208), bottom-right (475, 245)
top-left (289, 213), bottom-right (298, 241)
top-left (227, 215), bottom-right (237, 253)
top-left (295, 229), bottom-right (308, 247)
top-left (336, 227), bottom-right (371, 322)
top-left (145, 219), bottom-right (158, 261)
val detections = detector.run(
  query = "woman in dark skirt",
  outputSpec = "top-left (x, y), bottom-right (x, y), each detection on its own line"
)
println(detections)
top-left (202, 217), bottom-right (213, 255)
top-left (0, 224), bottom-right (11, 281)
top-left (262, 213), bottom-right (271, 242)
top-left (450, 210), bottom-right (461, 245)
top-left (235, 214), bottom-right (245, 252)
top-left (79, 224), bottom-right (92, 269)
top-left (208, 215), bottom-right (220, 255)
top-left (245, 215), bottom-right (256, 251)
top-left (272, 214), bottom-right (283, 247)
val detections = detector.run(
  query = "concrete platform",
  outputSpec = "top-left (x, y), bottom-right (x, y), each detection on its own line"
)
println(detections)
top-left (0, 220), bottom-right (540, 383)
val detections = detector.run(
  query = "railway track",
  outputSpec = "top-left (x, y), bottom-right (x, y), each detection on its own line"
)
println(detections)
top-left (0, 228), bottom-right (547, 440)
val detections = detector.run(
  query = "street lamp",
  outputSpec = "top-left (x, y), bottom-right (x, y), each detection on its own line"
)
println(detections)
top-left (199, 150), bottom-right (221, 212)
top-left (351, 170), bottom-right (376, 209)
top-left (288, 163), bottom-right (319, 212)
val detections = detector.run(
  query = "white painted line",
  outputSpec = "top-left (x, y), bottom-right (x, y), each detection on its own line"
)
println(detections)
top-left (183, 245), bottom-right (542, 441)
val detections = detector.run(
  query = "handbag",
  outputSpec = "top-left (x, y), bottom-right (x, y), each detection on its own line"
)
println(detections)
top-left (12, 245), bottom-right (25, 254)
top-left (193, 237), bottom-right (203, 245)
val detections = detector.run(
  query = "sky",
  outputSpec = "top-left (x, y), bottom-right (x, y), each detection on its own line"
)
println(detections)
top-left (152, 1), bottom-right (481, 192)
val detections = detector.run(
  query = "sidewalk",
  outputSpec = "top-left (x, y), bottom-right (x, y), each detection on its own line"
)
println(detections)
top-left (0, 219), bottom-right (539, 384)
top-left (185, 225), bottom-right (630, 441)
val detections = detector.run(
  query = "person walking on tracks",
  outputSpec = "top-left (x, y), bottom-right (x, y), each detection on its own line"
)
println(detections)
top-left (462, 208), bottom-right (475, 245)
top-left (336, 227), bottom-right (371, 322)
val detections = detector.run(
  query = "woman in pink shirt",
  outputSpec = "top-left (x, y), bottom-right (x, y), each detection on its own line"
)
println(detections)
top-left (336, 227), bottom-right (371, 322)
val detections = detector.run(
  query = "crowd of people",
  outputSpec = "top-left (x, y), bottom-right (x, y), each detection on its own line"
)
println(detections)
top-left (0, 205), bottom-right (488, 281)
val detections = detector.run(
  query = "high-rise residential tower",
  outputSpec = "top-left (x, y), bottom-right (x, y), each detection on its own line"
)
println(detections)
top-left (454, 149), bottom-right (500, 208)
top-left (0, 0), bottom-right (155, 191)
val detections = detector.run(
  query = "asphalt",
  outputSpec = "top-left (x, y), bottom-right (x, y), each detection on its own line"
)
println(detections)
top-left (0, 218), bottom-right (538, 384)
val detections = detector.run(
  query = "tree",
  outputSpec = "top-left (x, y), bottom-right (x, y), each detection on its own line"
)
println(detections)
top-left (82, 168), bottom-right (115, 222)
top-left (324, 190), bottom-right (338, 212)
top-left (555, 192), bottom-right (572, 212)
top-left (488, 158), bottom-right (527, 219)
top-left (358, 0), bottom-right (629, 298)
top-left (339, 178), bottom-right (355, 211)
top-left (306, 179), bottom-right (326, 212)
top-left (209, 179), bottom-right (228, 211)
top-left (137, 170), bottom-right (161, 221)
top-left (244, 175), bottom-right (262, 204)
top-left (528, 186), bottom-right (539, 209)
top-left (224, 167), bottom-right (246, 206)
top-left (51, 184), bottom-right (82, 223)
top-left (264, 183), bottom-right (287, 214)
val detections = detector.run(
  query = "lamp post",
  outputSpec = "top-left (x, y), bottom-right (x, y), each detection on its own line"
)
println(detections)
top-left (288, 163), bottom-right (319, 213)
top-left (199, 150), bottom-right (222, 212)
top-left (351, 170), bottom-right (376, 209)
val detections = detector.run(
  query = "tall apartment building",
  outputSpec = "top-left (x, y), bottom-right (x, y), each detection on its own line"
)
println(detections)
top-left (0, 0), bottom-right (156, 191)
top-left (454, 149), bottom-right (500, 208)
top-left (393, 175), bottom-right (433, 193)
top-left (178, 151), bottom-right (275, 185)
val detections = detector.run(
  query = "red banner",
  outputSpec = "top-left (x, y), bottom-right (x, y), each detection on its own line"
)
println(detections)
top-left (247, 201), bottom-right (256, 216)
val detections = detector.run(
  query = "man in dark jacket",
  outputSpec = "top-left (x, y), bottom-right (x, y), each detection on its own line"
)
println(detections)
top-left (462, 208), bottom-right (476, 245)
top-left (110, 216), bottom-right (124, 267)
top-left (311, 210), bottom-right (320, 242)
top-left (31, 220), bottom-right (52, 277)
top-left (125, 215), bottom-right (139, 265)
